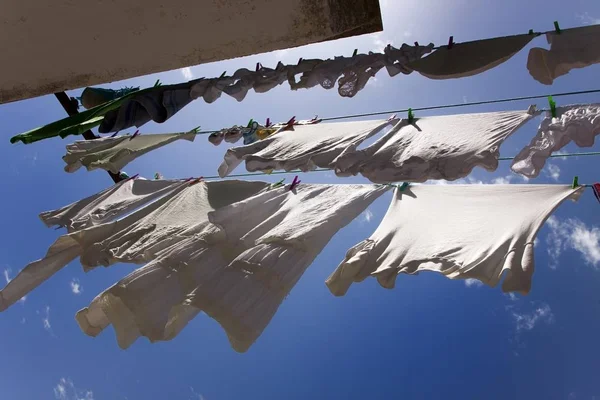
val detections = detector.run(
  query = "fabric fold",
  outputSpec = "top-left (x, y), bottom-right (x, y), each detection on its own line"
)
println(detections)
top-left (527, 25), bottom-right (600, 85)
top-left (334, 108), bottom-right (536, 183)
top-left (511, 104), bottom-right (600, 178)
top-left (326, 184), bottom-right (584, 296)
top-left (63, 131), bottom-right (196, 174)
top-left (409, 34), bottom-right (534, 79)
top-left (218, 119), bottom-right (393, 177)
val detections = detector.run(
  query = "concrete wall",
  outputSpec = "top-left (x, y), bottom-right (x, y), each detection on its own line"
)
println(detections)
top-left (0, 0), bottom-right (382, 104)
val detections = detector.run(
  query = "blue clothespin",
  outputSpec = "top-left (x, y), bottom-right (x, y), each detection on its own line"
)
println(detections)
top-left (290, 176), bottom-right (301, 191)
top-left (129, 130), bottom-right (140, 141)
top-left (399, 182), bottom-right (410, 191)
top-left (447, 36), bottom-right (454, 49)
top-left (110, 131), bottom-right (119, 138)
top-left (554, 21), bottom-right (561, 34)
top-left (572, 176), bottom-right (579, 189)
top-left (407, 108), bottom-right (414, 123)
top-left (548, 96), bottom-right (557, 118)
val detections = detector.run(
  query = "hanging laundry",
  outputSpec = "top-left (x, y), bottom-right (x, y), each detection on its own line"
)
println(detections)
top-left (334, 108), bottom-right (536, 183)
top-left (253, 62), bottom-right (289, 93)
top-left (527, 25), bottom-right (600, 85)
top-left (79, 86), bottom-right (140, 109)
top-left (409, 34), bottom-right (534, 79)
top-left (75, 183), bottom-right (389, 351)
top-left (326, 184), bottom-right (584, 297)
top-left (511, 104), bottom-right (600, 178)
top-left (218, 119), bottom-right (393, 177)
top-left (190, 76), bottom-right (236, 103)
top-left (338, 53), bottom-right (386, 97)
top-left (39, 177), bottom-right (185, 232)
top-left (383, 43), bottom-right (436, 76)
top-left (0, 180), bottom-right (268, 311)
top-left (62, 130), bottom-right (197, 174)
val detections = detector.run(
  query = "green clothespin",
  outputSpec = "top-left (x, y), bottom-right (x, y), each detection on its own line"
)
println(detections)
top-left (408, 108), bottom-right (414, 123)
top-left (399, 182), bottom-right (410, 191)
top-left (528, 29), bottom-right (534, 35)
top-left (352, 49), bottom-right (358, 57)
top-left (190, 126), bottom-right (201, 133)
top-left (548, 96), bottom-right (557, 118)
top-left (247, 119), bottom-right (254, 128)
top-left (269, 178), bottom-right (285, 190)
top-left (572, 176), bottom-right (579, 189)
top-left (553, 21), bottom-right (561, 34)
top-left (154, 79), bottom-right (162, 87)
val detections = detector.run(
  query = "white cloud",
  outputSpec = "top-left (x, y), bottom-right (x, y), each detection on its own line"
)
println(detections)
top-left (545, 163), bottom-right (561, 181)
top-left (577, 12), bottom-right (600, 25)
top-left (361, 209), bottom-right (374, 223)
top-left (464, 278), bottom-right (483, 288)
top-left (42, 305), bottom-right (52, 334)
top-left (512, 303), bottom-right (554, 332)
top-left (506, 293), bottom-right (519, 301)
top-left (180, 67), bottom-right (194, 80)
top-left (3, 268), bottom-right (27, 304)
top-left (189, 387), bottom-right (205, 400)
top-left (70, 278), bottom-right (82, 295)
top-left (546, 216), bottom-right (600, 269)
top-left (491, 175), bottom-right (513, 185)
top-left (54, 377), bottom-right (94, 400)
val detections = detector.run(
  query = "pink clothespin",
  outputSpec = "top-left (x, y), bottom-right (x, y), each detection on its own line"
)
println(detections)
top-left (189, 176), bottom-right (204, 186)
top-left (129, 130), bottom-right (140, 140)
top-left (289, 175), bottom-right (301, 191)
top-left (387, 114), bottom-right (397, 121)
top-left (286, 116), bottom-right (296, 129)
top-left (592, 183), bottom-right (600, 203)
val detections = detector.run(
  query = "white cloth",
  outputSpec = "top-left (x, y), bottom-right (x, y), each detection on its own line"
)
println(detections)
top-left (527, 25), bottom-right (600, 85)
top-left (39, 178), bottom-right (187, 232)
top-left (218, 119), bottom-right (392, 177)
top-left (63, 132), bottom-right (196, 174)
top-left (511, 104), bottom-right (600, 178)
top-left (0, 180), bottom-right (267, 312)
top-left (76, 183), bottom-right (389, 351)
top-left (410, 34), bottom-right (534, 79)
top-left (326, 184), bottom-right (584, 297)
top-left (334, 109), bottom-right (536, 183)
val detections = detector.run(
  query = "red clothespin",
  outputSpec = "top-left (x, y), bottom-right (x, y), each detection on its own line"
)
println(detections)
top-left (129, 130), bottom-right (140, 140)
top-left (189, 176), bottom-right (204, 186)
top-left (289, 175), bottom-right (301, 191)
top-left (266, 118), bottom-right (271, 127)
top-left (592, 183), bottom-right (600, 203)
top-left (447, 36), bottom-right (454, 49)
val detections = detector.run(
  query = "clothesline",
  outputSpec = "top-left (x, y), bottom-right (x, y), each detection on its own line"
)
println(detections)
top-left (200, 150), bottom-right (600, 180)
top-left (192, 87), bottom-right (600, 135)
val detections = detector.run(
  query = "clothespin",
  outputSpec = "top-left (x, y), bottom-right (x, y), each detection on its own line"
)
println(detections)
top-left (154, 79), bottom-right (162, 87)
top-left (286, 116), bottom-right (296, 128)
top-left (256, 62), bottom-right (263, 71)
top-left (592, 183), bottom-right (600, 204)
top-left (528, 29), bottom-right (534, 35)
top-left (447, 36), bottom-right (454, 49)
top-left (352, 49), bottom-right (358, 57)
top-left (553, 21), bottom-right (561, 34)
top-left (129, 130), bottom-right (140, 140)
top-left (189, 176), bottom-right (204, 186)
top-left (387, 114), bottom-right (397, 121)
top-left (266, 118), bottom-right (271, 127)
top-left (548, 96), bottom-right (557, 118)
top-left (290, 175), bottom-right (301, 191)
top-left (219, 71), bottom-right (227, 78)
top-left (407, 108), bottom-right (414, 123)
top-left (572, 176), bottom-right (579, 189)
top-left (154, 172), bottom-right (162, 180)
top-left (190, 126), bottom-right (201, 134)
top-left (247, 119), bottom-right (254, 128)
top-left (110, 131), bottom-right (119, 138)
top-left (269, 178), bottom-right (285, 190)
top-left (399, 182), bottom-right (410, 191)
top-left (127, 173), bottom-right (140, 181)
top-left (298, 58), bottom-right (303, 64)
top-left (414, 41), bottom-right (419, 47)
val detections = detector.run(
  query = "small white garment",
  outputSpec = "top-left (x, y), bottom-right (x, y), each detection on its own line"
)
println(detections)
top-left (335, 108), bottom-right (536, 183)
top-left (218, 119), bottom-right (392, 177)
top-left (511, 104), bottom-right (600, 177)
top-left (326, 184), bottom-right (583, 297)
top-left (190, 77), bottom-right (236, 103)
top-left (527, 25), bottom-right (600, 85)
top-left (63, 132), bottom-right (196, 174)
top-left (410, 34), bottom-right (534, 79)
top-left (76, 183), bottom-right (389, 352)
top-left (39, 178), bottom-right (187, 232)
top-left (0, 180), bottom-right (267, 312)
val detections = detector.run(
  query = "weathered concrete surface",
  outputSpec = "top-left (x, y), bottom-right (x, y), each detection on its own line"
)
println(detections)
top-left (0, 0), bottom-right (382, 104)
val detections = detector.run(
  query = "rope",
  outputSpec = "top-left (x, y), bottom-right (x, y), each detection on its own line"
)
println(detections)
top-left (193, 88), bottom-right (600, 135)
top-left (201, 151), bottom-right (600, 180)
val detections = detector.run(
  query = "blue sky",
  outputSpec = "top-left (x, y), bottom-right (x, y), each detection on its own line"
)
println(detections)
top-left (1, 1), bottom-right (600, 399)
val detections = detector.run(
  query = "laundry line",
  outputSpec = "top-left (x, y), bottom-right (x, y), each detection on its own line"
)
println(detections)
top-left (200, 150), bottom-right (600, 180)
top-left (192, 87), bottom-right (600, 135)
